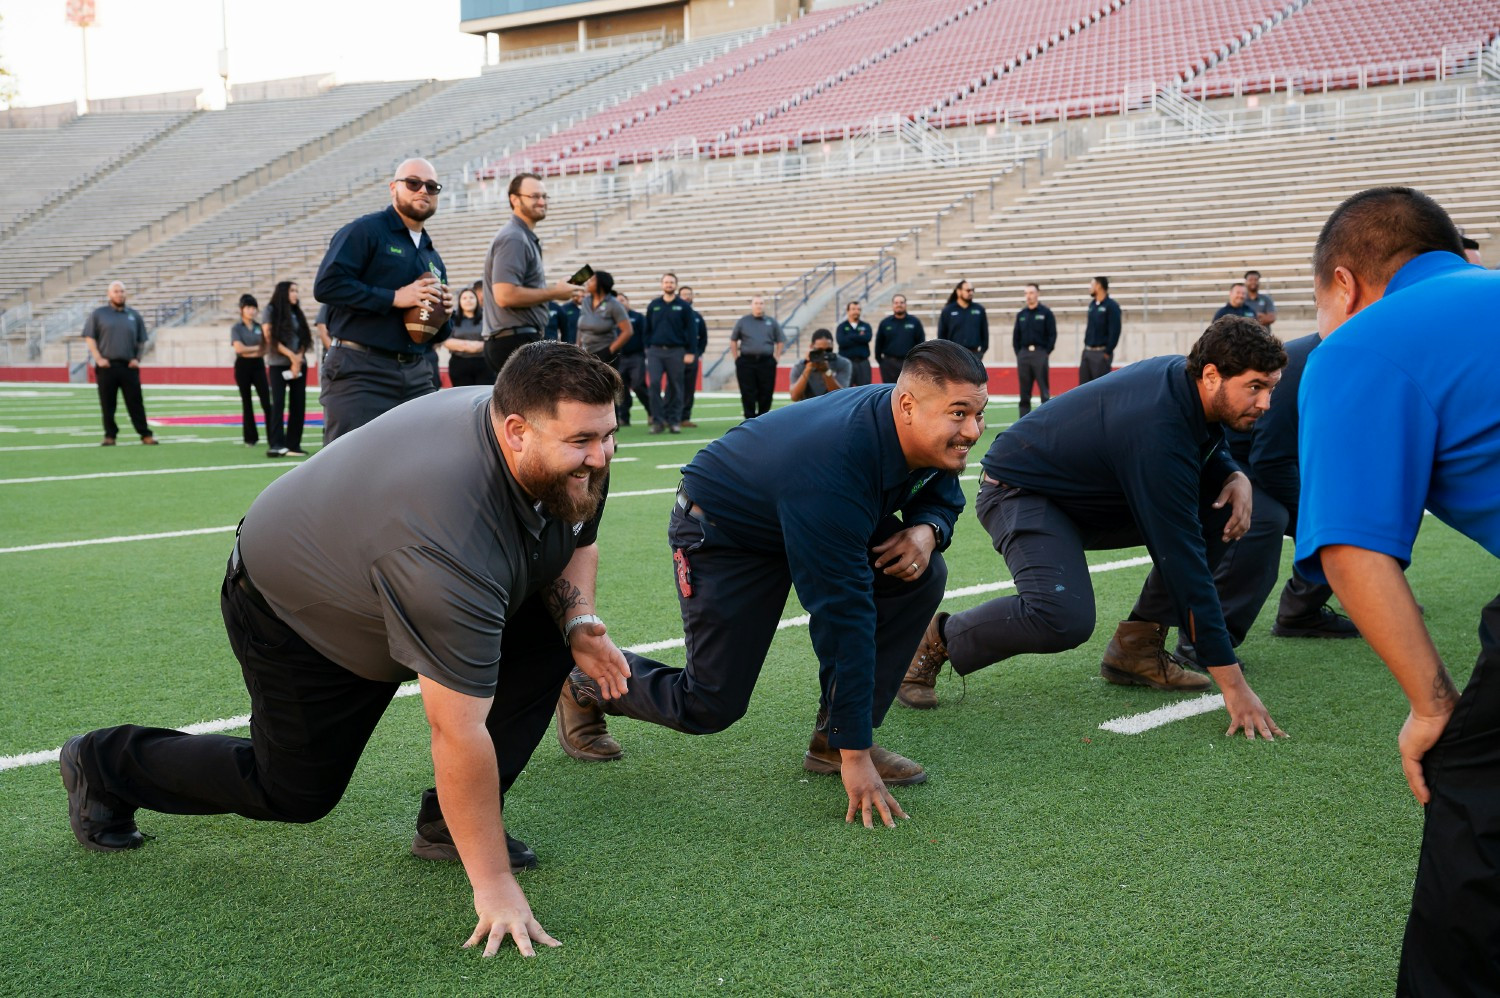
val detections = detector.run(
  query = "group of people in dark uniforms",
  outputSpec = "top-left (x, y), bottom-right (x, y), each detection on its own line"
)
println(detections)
top-left (60, 170), bottom-right (1500, 991)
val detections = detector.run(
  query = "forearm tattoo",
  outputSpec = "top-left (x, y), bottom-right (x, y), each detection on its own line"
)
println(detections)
top-left (1434, 667), bottom-right (1460, 706)
top-left (544, 577), bottom-right (588, 627)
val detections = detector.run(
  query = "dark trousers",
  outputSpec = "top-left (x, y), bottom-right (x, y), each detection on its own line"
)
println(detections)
top-left (682, 359), bottom-right (700, 421)
top-left (320, 344), bottom-right (437, 444)
top-left (95, 360), bottom-right (152, 439)
top-left (267, 366), bottom-right (306, 452)
top-left (1398, 591), bottom-right (1500, 996)
top-left (646, 346), bottom-right (686, 428)
top-left (608, 503), bottom-right (946, 739)
top-left (448, 355), bottom-right (495, 388)
top-left (847, 358), bottom-right (872, 387)
top-left (1016, 349), bottom-right (1051, 416)
top-left (483, 331), bottom-right (541, 378)
top-left (877, 357), bottom-right (904, 385)
top-left (615, 353), bottom-right (650, 425)
top-left (735, 354), bottom-right (776, 418)
top-left (233, 358), bottom-right (271, 445)
top-left (77, 553), bottom-right (574, 827)
top-left (945, 482), bottom-right (1232, 673)
top-left (1077, 349), bottom-right (1112, 385)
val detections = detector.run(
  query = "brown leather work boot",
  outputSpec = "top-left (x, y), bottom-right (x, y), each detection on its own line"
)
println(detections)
top-left (555, 669), bottom-right (623, 761)
top-left (1100, 621), bottom-right (1211, 692)
top-left (803, 726), bottom-right (927, 785)
top-left (897, 612), bottom-right (949, 709)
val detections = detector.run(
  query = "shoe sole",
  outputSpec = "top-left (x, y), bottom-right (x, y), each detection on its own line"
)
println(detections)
top-left (553, 704), bottom-right (623, 762)
top-left (895, 688), bottom-right (938, 709)
top-left (1269, 625), bottom-right (1360, 639)
top-left (1100, 664), bottom-right (1211, 693)
top-left (59, 736), bottom-right (141, 852)
top-left (802, 752), bottom-right (929, 786)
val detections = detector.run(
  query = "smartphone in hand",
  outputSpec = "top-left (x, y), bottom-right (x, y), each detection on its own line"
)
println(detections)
top-left (568, 264), bottom-right (594, 286)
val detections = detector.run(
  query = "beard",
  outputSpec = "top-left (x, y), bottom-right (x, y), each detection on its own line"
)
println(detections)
top-left (398, 196), bottom-right (436, 223)
top-left (518, 451), bottom-right (608, 523)
top-left (1211, 384), bottom-right (1262, 432)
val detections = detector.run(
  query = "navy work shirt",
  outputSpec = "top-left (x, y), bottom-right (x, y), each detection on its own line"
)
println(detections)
top-left (620, 309), bottom-right (646, 356)
top-left (875, 315), bottom-right (925, 359)
top-left (1242, 332), bottom-right (1318, 515)
top-left (1212, 303), bottom-right (1258, 322)
top-left (1012, 304), bottom-right (1057, 353)
top-left (981, 356), bottom-right (1242, 667)
top-left (313, 205), bottom-right (451, 356)
top-left (836, 319), bottom-right (873, 360)
top-left (643, 296), bottom-right (695, 348)
top-left (681, 384), bottom-right (964, 750)
top-left (938, 302), bottom-right (989, 352)
top-left (1083, 296), bottom-right (1122, 350)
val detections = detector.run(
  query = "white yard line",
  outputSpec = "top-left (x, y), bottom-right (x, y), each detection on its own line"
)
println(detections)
top-left (1099, 694), bottom-right (1226, 734)
top-left (0, 462), bottom-right (305, 486)
top-left (1, 553), bottom-right (1178, 772)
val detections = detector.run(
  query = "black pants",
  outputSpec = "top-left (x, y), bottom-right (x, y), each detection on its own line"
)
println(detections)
top-left (448, 355), bottom-right (495, 388)
top-left (945, 482), bottom-right (1232, 673)
top-left (76, 552), bottom-right (574, 827)
top-left (483, 331), bottom-right (541, 379)
top-left (646, 346), bottom-right (686, 428)
top-left (320, 345), bottom-right (436, 444)
top-left (847, 358), bottom-right (872, 387)
top-left (267, 366), bottom-right (306, 452)
top-left (877, 357), bottom-right (904, 385)
top-left (616, 353), bottom-right (650, 425)
top-left (682, 359), bottom-right (700, 421)
top-left (735, 354), bottom-right (776, 418)
top-left (95, 360), bottom-right (152, 440)
top-left (608, 502), bottom-right (946, 738)
top-left (1398, 591), bottom-right (1500, 995)
top-left (1078, 350), bottom-right (1112, 385)
top-left (233, 358), bottom-right (271, 445)
top-left (1016, 349), bottom-right (1050, 416)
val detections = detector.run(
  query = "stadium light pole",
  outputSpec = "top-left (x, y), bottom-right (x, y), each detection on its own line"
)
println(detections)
top-left (218, 0), bottom-right (231, 105)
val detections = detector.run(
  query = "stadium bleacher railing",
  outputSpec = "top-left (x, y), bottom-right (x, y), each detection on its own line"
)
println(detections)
top-left (493, 28), bottom-right (675, 64)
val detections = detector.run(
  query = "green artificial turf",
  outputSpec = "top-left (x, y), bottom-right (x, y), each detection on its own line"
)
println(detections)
top-left (1, 384), bottom-right (1491, 996)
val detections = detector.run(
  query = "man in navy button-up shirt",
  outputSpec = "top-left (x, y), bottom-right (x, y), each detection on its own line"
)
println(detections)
top-left (313, 157), bottom-right (453, 443)
top-left (566, 341), bottom-right (989, 827)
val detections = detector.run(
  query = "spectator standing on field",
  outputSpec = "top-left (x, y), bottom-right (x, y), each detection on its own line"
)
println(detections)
top-left (83, 280), bottom-right (157, 447)
top-left (1077, 276), bottom-right (1120, 385)
top-left (229, 293), bottom-right (272, 448)
top-left (937, 280), bottom-right (988, 359)
top-left (730, 295), bottom-right (784, 420)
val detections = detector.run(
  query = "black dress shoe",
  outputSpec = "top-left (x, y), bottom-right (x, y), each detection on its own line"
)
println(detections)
top-left (59, 735), bottom-right (144, 852)
top-left (1175, 640), bottom-right (1248, 674)
top-left (411, 789), bottom-right (538, 869)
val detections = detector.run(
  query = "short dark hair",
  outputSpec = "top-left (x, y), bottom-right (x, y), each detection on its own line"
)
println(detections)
top-left (1024, 282), bottom-right (1040, 293)
top-left (592, 269), bottom-right (615, 296)
top-left (1313, 186), bottom-right (1464, 288)
top-left (1461, 235), bottom-right (1480, 251)
top-left (1186, 316), bottom-right (1287, 381)
top-left (1243, 270), bottom-right (1260, 279)
top-left (899, 340), bottom-right (988, 390)
top-left (491, 341), bottom-right (621, 420)
top-left (661, 272), bottom-right (678, 282)
top-left (507, 172), bottom-right (542, 199)
top-left (238, 293), bottom-right (258, 310)
top-left (678, 285), bottom-right (693, 294)
top-left (471, 280), bottom-right (483, 292)
top-left (1093, 276), bottom-right (1109, 291)
top-left (846, 300), bottom-right (861, 310)
top-left (810, 328), bottom-right (834, 345)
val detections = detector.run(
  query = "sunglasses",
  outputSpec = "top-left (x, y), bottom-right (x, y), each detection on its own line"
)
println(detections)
top-left (396, 176), bottom-right (442, 195)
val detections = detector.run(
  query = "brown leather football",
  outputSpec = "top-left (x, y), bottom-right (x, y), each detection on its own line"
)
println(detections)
top-left (403, 293), bottom-right (450, 344)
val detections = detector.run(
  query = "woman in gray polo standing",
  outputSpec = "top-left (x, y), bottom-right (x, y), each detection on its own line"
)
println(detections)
top-left (575, 270), bottom-right (633, 366)
top-left (229, 293), bottom-right (272, 447)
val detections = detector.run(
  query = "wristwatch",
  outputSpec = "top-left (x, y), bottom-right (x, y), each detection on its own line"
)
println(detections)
top-left (563, 613), bottom-right (603, 646)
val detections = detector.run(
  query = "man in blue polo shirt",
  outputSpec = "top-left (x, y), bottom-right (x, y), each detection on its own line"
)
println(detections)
top-left (836, 300), bottom-right (874, 386)
top-left (642, 272), bottom-right (695, 434)
top-left (1078, 276), bottom-right (1121, 384)
top-left (313, 158), bottom-right (454, 443)
top-left (874, 294), bottom-right (924, 384)
top-left (1295, 186), bottom-right (1500, 994)
top-left (1212, 282), bottom-right (1258, 322)
top-left (563, 342), bottom-right (989, 828)
top-left (937, 279), bottom-right (988, 358)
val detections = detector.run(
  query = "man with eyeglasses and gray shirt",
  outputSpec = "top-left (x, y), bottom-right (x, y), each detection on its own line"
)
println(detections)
top-left (314, 158), bottom-right (454, 444)
top-left (483, 173), bottom-right (580, 377)
top-left (730, 295), bottom-right (784, 419)
top-left (83, 280), bottom-right (157, 446)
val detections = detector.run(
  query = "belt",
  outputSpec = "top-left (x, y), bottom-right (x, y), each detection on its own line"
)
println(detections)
top-left (1084, 345), bottom-right (1109, 352)
top-left (674, 485), bottom-right (706, 521)
top-left (332, 338), bottom-right (424, 364)
top-left (229, 540), bottom-right (274, 616)
top-left (485, 325), bottom-right (540, 341)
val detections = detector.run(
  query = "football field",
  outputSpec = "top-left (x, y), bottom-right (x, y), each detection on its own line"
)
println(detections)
top-left (1, 382), bottom-right (1491, 996)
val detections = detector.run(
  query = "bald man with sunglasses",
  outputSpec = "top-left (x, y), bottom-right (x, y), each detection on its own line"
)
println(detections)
top-left (314, 158), bottom-right (455, 443)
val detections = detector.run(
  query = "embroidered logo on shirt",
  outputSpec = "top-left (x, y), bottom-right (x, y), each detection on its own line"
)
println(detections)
top-left (388, 245), bottom-right (405, 255)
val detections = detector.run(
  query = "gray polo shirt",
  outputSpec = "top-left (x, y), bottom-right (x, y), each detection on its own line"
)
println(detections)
top-left (730, 314), bottom-right (783, 357)
top-left (238, 388), bottom-right (605, 696)
top-left (575, 295), bottom-right (629, 353)
top-left (484, 214), bottom-right (550, 336)
top-left (790, 354), bottom-right (853, 398)
top-left (83, 305), bottom-right (148, 361)
top-left (1246, 291), bottom-right (1276, 318)
top-left (230, 321), bottom-right (264, 351)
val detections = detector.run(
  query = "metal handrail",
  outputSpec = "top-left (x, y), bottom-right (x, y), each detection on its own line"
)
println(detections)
top-left (770, 261), bottom-right (836, 322)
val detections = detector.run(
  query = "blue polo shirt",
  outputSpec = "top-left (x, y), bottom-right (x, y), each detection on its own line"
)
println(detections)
top-left (620, 309), bottom-right (646, 355)
top-left (1296, 252), bottom-right (1500, 581)
top-left (875, 315), bottom-right (925, 358)
top-left (938, 302), bottom-right (989, 352)
top-left (643, 296), bottom-right (695, 348)
top-left (836, 319), bottom-right (873, 360)
top-left (1212, 303), bottom-right (1258, 322)
top-left (313, 205), bottom-right (451, 355)
top-left (1084, 296), bottom-right (1122, 350)
top-left (681, 384), bottom-right (965, 750)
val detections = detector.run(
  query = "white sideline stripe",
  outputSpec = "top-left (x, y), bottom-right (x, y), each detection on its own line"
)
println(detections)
top-left (0, 525), bottom-right (238, 554)
top-left (1099, 694), bottom-right (1226, 734)
top-left (0, 436), bottom-right (237, 451)
top-left (0, 553), bottom-right (1171, 772)
top-left (0, 462), bottom-right (304, 485)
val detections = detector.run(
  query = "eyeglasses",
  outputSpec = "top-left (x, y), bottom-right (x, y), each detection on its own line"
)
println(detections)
top-left (515, 192), bottom-right (549, 202)
top-left (396, 177), bottom-right (442, 194)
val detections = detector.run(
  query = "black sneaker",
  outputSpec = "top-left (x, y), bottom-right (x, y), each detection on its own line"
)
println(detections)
top-left (266, 448), bottom-right (289, 458)
top-left (59, 735), bottom-right (144, 852)
top-left (1271, 606), bottom-right (1360, 639)
top-left (1174, 640), bottom-right (1248, 675)
top-left (411, 789), bottom-right (537, 870)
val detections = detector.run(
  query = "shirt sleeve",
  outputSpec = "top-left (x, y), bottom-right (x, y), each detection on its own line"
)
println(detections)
top-left (978, 309), bottom-right (989, 353)
top-left (1107, 302), bottom-right (1122, 351)
top-left (82, 311), bottom-right (98, 341)
top-left (1294, 346), bottom-right (1436, 583)
top-left (901, 473), bottom-right (964, 551)
top-left (937, 309), bottom-right (951, 340)
top-left (370, 545), bottom-right (506, 698)
top-left (1012, 313), bottom-right (1023, 353)
top-left (314, 219), bottom-right (397, 314)
top-left (487, 231), bottom-right (529, 287)
top-left (133, 311), bottom-right (149, 356)
top-left (1043, 309), bottom-right (1057, 351)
